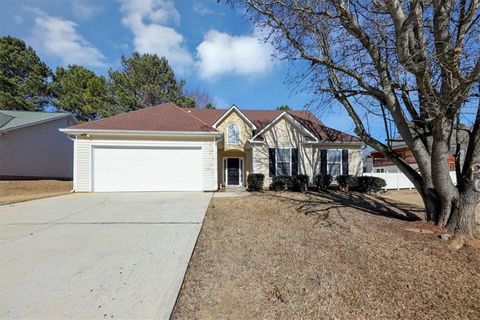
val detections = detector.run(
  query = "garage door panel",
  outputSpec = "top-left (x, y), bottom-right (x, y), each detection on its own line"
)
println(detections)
top-left (93, 147), bottom-right (203, 192)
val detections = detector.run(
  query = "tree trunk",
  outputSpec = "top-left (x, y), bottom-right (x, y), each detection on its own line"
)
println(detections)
top-left (418, 177), bottom-right (478, 237)
top-left (445, 187), bottom-right (479, 237)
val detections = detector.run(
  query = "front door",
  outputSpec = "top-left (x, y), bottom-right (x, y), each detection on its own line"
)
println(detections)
top-left (226, 158), bottom-right (241, 185)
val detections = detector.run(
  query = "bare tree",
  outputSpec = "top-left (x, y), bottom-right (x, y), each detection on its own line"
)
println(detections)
top-left (239, 0), bottom-right (480, 238)
top-left (183, 88), bottom-right (215, 108)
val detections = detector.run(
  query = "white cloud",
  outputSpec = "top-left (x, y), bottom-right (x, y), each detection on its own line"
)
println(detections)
top-left (196, 29), bottom-right (275, 80)
top-left (120, 0), bottom-right (192, 73)
top-left (32, 14), bottom-right (106, 67)
top-left (192, 3), bottom-right (213, 15)
top-left (71, 0), bottom-right (103, 20)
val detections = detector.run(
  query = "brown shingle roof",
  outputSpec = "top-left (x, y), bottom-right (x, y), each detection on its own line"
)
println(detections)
top-left (67, 103), bottom-right (361, 143)
top-left (68, 103), bottom-right (216, 132)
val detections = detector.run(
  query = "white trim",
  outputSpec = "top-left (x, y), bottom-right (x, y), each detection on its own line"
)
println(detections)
top-left (223, 156), bottom-right (244, 186)
top-left (275, 148), bottom-right (292, 176)
top-left (73, 136), bottom-right (77, 192)
top-left (251, 111), bottom-right (318, 141)
top-left (60, 128), bottom-right (223, 137)
top-left (252, 146), bottom-right (256, 174)
top-left (213, 138), bottom-right (218, 189)
top-left (0, 114), bottom-right (78, 133)
top-left (302, 141), bottom-right (363, 147)
top-left (212, 105), bottom-right (257, 130)
top-left (327, 149), bottom-right (343, 177)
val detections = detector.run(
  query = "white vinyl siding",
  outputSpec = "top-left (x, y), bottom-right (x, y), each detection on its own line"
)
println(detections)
top-left (73, 136), bottom-right (218, 192)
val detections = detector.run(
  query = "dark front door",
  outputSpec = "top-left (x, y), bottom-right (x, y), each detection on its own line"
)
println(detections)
top-left (227, 158), bottom-right (240, 185)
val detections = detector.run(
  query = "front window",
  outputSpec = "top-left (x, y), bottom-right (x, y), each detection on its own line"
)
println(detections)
top-left (227, 123), bottom-right (241, 144)
top-left (276, 148), bottom-right (291, 175)
top-left (327, 149), bottom-right (342, 176)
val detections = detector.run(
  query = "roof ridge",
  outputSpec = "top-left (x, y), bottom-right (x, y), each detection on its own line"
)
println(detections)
top-left (72, 104), bottom-right (164, 127)
top-left (171, 103), bottom-right (217, 130)
top-left (0, 110), bottom-right (70, 114)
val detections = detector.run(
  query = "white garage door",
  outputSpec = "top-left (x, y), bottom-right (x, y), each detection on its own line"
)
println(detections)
top-left (92, 146), bottom-right (203, 192)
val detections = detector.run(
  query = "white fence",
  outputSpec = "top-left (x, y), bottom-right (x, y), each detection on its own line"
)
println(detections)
top-left (363, 172), bottom-right (457, 190)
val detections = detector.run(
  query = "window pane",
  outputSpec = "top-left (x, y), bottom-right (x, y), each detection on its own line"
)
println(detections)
top-left (228, 124), bottom-right (240, 144)
top-left (277, 149), bottom-right (290, 161)
top-left (328, 163), bottom-right (341, 176)
top-left (277, 162), bottom-right (290, 176)
top-left (327, 150), bottom-right (341, 162)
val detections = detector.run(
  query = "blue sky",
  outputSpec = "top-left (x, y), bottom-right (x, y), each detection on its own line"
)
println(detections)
top-left (0, 0), bottom-right (381, 138)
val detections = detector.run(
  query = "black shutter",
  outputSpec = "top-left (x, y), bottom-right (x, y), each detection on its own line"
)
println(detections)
top-left (342, 149), bottom-right (349, 175)
top-left (320, 149), bottom-right (327, 174)
top-left (291, 148), bottom-right (299, 176)
top-left (269, 148), bottom-right (276, 177)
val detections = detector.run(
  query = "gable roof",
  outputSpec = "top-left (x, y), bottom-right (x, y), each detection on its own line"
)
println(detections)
top-left (63, 102), bottom-right (361, 143)
top-left (211, 105), bottom-right (257, 129)
top-left (191, 107), bottom-right (360, 143)
top-left (0, 110), bottom-right (76, 133)
top-left (250, 111), bottom-right (318, 141)
top-left (67, 102), bottom-right (216, 132)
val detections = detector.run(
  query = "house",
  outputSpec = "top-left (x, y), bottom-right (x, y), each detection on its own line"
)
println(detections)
top-left (367, 132), bottom-right (469, 173)
top-left (0, 110), bottom-right (78, 179)
top-left (364, 130), bottom-right (468, 173)
top-left (60, 103), bottom-right (363, 192)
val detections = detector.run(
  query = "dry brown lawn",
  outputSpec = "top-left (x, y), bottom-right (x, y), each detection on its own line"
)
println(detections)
top-left (0, 180), bottom-right (72, 205)
top-left (172, 191), bottom-right (480, 320)
top-left (381, 189), bottom-right (480, 223)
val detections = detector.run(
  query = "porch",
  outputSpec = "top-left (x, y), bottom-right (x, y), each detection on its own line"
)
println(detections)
top-left (217, 149), bottom-right (252, 189)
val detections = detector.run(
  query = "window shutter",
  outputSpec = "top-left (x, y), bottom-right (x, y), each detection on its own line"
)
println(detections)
top-left (291, 148), bottom-right (299, 176)
top-left (320, 149), bottom-right (327, 174)
top-left (269, 148), bottom-right (276, 177)
top-left (342, 149), bottom-right (349, 175)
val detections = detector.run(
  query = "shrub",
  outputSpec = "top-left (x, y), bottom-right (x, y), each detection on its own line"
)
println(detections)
top-left (270, 175), bottom-right (292, 191)
top-left (247, 174), bottom-right (264, 191)
top-left (289, 174), bottom-right (309, 192)
top-left (355, 176), bottom-right (386, 193)
top-left (336, 175), bottom-right (357, 190)
top-left (314, 174), bottom-right (333, 191)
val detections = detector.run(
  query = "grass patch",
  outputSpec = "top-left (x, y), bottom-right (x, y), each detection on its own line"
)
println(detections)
top-left (0, 180), bottom-right (72, 205)
top-left (172, 191), bottom-right (480, 319)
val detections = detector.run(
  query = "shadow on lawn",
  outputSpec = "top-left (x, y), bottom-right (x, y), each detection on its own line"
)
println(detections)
top-left (265, 190), bottom-right (424, 222)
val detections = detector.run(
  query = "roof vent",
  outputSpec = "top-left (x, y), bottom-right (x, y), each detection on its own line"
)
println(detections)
top-left (188, 110), bottom-right (191, 113)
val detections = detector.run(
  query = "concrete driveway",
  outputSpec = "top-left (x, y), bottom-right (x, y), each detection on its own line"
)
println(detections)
top-left (0, 192), bottom-right (212, 320)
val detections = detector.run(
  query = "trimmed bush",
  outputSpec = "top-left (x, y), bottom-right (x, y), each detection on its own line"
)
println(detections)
top-left (247, 173), bottom-right (264, 191)
top-left (355, 176), bottom-right (386, 193)
top-left (289, 174), bottom-right (309, 192)
top-left (270, 175), bottom-right (292, 191)
top-left (314, 174), bottom-right (333, 191)
top-left (336, 175), bottom-right (357, 191)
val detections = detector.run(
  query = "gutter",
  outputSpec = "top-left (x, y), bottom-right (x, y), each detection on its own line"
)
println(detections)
top-left (59, 128), bottom-right (224, 137)
top-left (247, 139), bottom-right (363, 147)
top-left (302, 141), bottom-right (364, 146)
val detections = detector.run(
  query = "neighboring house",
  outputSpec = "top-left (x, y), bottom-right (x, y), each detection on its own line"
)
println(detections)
top-left (61, 103), bottom-right (363, 192)
top-left (0, 110), bottom-right (78, 180)
top-left (367, 132), bottom-right (469, 173)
